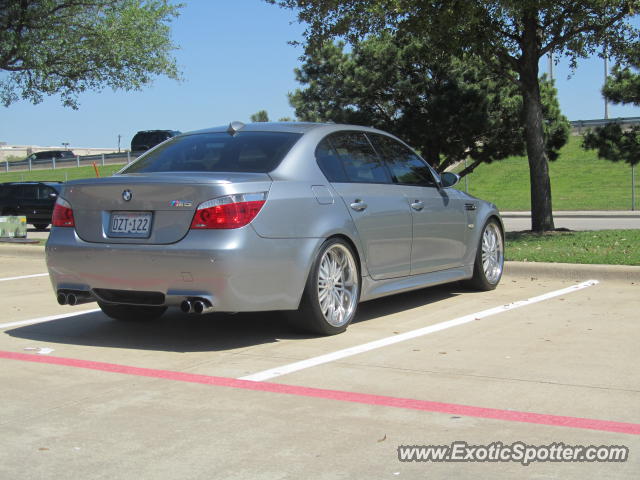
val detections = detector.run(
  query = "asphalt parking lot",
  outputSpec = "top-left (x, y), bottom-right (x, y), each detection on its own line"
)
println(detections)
top-left (1, 245), bottom-right (639, 479)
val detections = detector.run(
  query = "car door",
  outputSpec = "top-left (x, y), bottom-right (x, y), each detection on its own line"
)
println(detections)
top-left (16, 185), bottom-right (39, 217)
top-left (316, 132), bottom-right (412, 280)
top-left (35, 184), bottom-right (57, 220)
top-left (368, 134), bottom-right (468, 275)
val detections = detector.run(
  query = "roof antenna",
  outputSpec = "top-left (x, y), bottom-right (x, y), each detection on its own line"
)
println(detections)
top-left (227, 121), bottom-right (245, 136)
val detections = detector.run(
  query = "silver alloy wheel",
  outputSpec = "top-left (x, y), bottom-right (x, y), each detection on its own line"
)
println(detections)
top-left (317, 244), bottom-right (359, 327)
top-left (482, 222), bottom-right (504, 284)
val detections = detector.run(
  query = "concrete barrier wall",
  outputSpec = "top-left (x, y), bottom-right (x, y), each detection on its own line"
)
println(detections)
top-left (0, 216), bottom-right (27, 238)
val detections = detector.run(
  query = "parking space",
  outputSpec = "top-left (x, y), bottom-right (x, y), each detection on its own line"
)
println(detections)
top-left (0, 256), bottom-right (48, 281)
top-left (1, 248), bottom-right (639, 478)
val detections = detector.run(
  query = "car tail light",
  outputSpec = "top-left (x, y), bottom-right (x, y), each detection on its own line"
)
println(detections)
top-left (52, 197), bottom-right (75, 227)
top-left (190, 192), bottom-right (267, 229)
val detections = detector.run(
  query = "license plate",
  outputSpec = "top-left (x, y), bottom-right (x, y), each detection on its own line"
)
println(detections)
top-left (109, 212), bottom-right (152, 238)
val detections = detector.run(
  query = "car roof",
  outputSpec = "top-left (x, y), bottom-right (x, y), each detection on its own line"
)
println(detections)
top-left (1, 181), bottom-right (63, 186)
top-left (184, 121), bottom-right (385, 136)
top-left (133, 130), bottom-right (179, 134)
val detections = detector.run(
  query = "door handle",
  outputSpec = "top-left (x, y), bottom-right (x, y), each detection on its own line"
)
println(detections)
top-left (410, 200), bottom-right (424, 211)
top-left (350, 199), bottom-right (367, 211)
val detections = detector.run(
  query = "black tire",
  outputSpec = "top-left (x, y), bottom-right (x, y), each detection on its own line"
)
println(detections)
top-left (34, 223), bottom-right (49, 231)
top-left (98, 302), bottom-right (167, 322)
top-left (463, 218), bottom-right (504, 291)
top-left (288, 238), bottom-right (361, 336)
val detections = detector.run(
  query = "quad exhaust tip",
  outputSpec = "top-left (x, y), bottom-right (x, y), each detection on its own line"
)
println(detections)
top-left (58, 290), bottom-right (210, 312)
top-left (56, 290), bottom-right (95, 306)
top-left (193, 300), bottom-right (207, 314)
top-left (67, 293), bottom-right (80, 306)
top-left (181, 297), bottom-right (214, 315)
top-left (180, 299), bottom-right (192, 313)
top-left (57, 292), bottom-right (68, 305)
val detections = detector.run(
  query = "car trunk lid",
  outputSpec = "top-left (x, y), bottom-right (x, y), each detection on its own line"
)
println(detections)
top-left (63, 173), bottom-right (272, 244)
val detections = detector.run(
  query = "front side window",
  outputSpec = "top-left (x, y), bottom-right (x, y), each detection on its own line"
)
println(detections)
top-left (320, 132), bottom-right (391, 184)
top-left (122, 131), bottom-right (302, 174)
top-left (369, 134), bottom-right (437, 187)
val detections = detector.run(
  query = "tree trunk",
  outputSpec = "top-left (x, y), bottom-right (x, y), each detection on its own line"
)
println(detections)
top-left (520, 11), bottom-right (555, 232)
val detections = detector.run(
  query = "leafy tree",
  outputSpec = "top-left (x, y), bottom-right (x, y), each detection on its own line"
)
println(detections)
top-left (0, 0), bottom-right (181, 108)
top-left (290, 34), bottom-right (569, 176)
top-left (250, 110), bottom-right (270, 122)
top-left (603, 53), bottom-right (640, 105)
top-left (583, 55), bottom-right (640, 167)
top-left (583, 122), bottom-right (640, 166)
top-left (266, 0), bottom-right (639, 231)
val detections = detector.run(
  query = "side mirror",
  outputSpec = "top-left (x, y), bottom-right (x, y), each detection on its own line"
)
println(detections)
top-left (440, 172), bottom-right (460, 188)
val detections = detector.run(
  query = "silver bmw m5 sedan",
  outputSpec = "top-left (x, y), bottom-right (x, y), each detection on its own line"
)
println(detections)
top-left (46, 122), bottom-right (504, 335)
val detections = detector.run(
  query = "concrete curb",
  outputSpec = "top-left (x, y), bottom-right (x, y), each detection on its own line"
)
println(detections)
top-left (505, 261), bottom-right (640, 282)
top-left (501, 211), bottom-right (640, 218)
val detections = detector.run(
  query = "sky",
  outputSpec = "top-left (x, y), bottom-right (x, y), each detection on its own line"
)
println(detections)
top-left (1, 1), bottom-right (639, 150)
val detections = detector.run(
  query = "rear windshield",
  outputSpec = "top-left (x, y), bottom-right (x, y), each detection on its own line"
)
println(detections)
top-left (123, 131), bottom-right (302, 174)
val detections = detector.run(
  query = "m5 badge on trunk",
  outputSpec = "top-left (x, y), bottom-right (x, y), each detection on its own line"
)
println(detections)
top-left (170, 200), bottom-right (193, 207)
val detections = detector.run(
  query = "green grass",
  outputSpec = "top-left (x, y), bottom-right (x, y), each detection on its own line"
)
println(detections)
top-left (505, 229), bottom-right (640, 265)
top-left (457, 135), bottom-right (639, 211)
top-left (0, 164), bottom-right (124, 183)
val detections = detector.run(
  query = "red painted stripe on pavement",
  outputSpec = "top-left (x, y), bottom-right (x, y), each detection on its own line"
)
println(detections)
top-left (2, 350), bottom-right (639, 435)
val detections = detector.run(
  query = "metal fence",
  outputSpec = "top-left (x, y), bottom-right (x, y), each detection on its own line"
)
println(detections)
top-left (2, 151), bottom-right (144, 173)
top-left (570, 117), bottom-right (640, 135)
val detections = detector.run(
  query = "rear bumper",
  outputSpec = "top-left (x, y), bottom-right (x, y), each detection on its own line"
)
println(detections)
top-left (45, 227), bottom-right (321, 312)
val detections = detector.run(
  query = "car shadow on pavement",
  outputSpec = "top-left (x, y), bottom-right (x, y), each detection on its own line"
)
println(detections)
top-left (6, 284), bottom-right (463, 353)
top-left (354, 284), bottom-right (461, 323)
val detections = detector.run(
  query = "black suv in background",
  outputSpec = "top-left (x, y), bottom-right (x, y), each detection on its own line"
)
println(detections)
top-left (24, 151), bottom-right (75, 163)
top-left (0, 181), bottom-right (62, 230)
top-left (131, 130), bottom-right (181, 152)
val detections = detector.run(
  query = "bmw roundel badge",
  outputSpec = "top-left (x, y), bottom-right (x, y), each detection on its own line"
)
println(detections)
top-left (122, 189), bottom-right (132, 201)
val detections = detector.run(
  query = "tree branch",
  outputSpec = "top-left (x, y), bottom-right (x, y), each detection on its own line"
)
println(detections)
top-left (457, 158), bottom-right (484, 177)
top-left (541, 9), bottom-right (629, 56)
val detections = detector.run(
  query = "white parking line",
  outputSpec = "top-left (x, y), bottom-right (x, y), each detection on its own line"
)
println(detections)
top-left (240, 280), bottom-right (600, 382)
top-left (0, 273), bottom-right (49, 282)
top-left (0, 309), bottom-right (101, 330)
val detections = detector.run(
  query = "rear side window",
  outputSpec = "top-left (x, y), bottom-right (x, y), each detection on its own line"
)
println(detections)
top-left (123, 131), bottom-right (302, 174)
top-left (318, 132), bottom-right (391, 184)
top-left (316, 138), bottom-right (348, 182)
top-left (369, 134), bottom-right (437, 187)
top-left (16, 186), bottom-right (37, 199)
